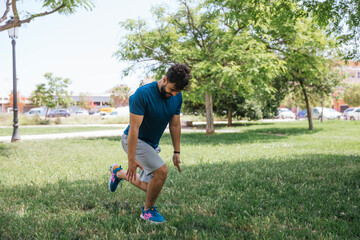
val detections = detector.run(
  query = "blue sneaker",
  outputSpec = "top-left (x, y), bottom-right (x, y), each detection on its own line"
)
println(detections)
top-left (140, 206), bottom-right (166, 224)
top-left (108, 164), bottom-right (123, 192)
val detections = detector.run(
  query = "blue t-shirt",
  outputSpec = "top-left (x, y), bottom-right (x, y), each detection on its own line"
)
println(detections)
top-left (124, 82), bottom-right (182, 149)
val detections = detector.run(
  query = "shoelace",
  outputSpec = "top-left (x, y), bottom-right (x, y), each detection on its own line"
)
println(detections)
top-left (148, 207), bottom-right (159, 216)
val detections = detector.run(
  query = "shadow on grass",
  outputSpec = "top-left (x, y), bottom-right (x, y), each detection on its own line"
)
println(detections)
top-left (0, 144), bottom-right (11, 158)
top-left (166, 126), bottom-right (322, 146)
top-left (0, 153), bottom-right (359, 239)
top-left (192, 122), bottom-right (274, 129)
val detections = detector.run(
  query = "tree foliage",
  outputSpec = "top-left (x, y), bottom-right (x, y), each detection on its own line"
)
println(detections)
top-left (343, 84), bottom-right (360, 107)
top-left (0, 0), bottom-right (93, 32)
top-left (30, 73), bottom-right (73, 117)
top-left (115, 0), bottom-right (282, 134)
top-left (110, 85), bottom-right (131, 107)
top-left (275, 19), bottom-right (342, 129)
top-left (78, 93), bottom-right (96, 110)
top-left (299, 0), bottom-right (360, 61)
top-left (209, 0), bottom-right (360, 60)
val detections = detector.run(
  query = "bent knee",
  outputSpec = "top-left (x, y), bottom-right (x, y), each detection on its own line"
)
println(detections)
top-left (154, 165), bottom-right (167, 180)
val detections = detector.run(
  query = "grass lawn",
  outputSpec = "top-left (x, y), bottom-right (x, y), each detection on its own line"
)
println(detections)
top-left (0, 120), bottom-right (359, 239)
top-left (0, 126), bottom-right (122, 137)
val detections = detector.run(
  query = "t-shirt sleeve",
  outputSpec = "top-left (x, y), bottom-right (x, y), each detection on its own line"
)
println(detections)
top-left (129, 89), bottom-right (147, 115)
top-left (175, 93), bottom-right (183, 115)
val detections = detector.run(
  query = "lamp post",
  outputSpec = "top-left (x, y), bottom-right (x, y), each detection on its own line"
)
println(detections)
top-left (7, 17), bottom-right (21, 142)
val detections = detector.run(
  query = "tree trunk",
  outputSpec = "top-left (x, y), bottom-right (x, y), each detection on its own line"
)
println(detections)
top-left (299, 79), bottom-right (313, 130)
top-left (227, 109), bottom-right (233, 126)
top-left (205, 91), bottom-right (215, 135)
top-left (320, 101), bottom-right (324, 123)
top-left (45, 107), bottom-right (49, 120)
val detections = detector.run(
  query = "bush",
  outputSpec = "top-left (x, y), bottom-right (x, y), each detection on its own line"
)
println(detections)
top-left (19, 115), bottom-right (51, 126)
top-left (0, 114), bottom-right (12, 126)
top-left (54, 117), bottom-right (62, 125)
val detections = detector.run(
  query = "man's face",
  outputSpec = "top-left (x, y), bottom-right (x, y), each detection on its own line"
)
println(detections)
top-left (160, 82), bottom-right (180, 99)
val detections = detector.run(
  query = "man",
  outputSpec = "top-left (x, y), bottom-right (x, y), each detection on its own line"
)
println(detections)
top-left (108, 63), bottom-right (191, 224)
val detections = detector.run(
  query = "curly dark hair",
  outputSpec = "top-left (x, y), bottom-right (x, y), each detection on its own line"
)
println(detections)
top-left (166, 63), bottom-right (191, 91)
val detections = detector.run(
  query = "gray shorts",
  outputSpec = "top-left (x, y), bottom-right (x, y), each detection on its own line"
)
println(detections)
top-left (121, 134), bottom-right (165, 183)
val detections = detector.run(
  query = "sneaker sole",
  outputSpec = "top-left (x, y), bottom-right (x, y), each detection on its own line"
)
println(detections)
top-left (110, 164), bottom-right (120, 173)
top-left (140, 214), bottom-right (165, 224)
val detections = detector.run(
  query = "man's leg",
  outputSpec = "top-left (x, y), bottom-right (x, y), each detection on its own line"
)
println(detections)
top-left (144, 164), bottom-right (167, 210)
top-left (116, 169), bottom-right (148, 191)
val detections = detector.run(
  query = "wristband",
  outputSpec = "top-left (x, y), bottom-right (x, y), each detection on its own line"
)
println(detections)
top-left (173, 151), bottom-right (180, 154)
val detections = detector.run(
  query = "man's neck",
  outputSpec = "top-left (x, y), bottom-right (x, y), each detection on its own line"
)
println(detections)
top-left (157, 79), bottom-right (163, 92)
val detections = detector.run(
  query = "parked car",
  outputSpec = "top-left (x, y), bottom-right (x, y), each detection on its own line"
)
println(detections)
top-left (101, 107), bottom-right (129, 119)
top-left (311, 107), bottom-right (342, 120)
top-left (275, 108), bottom-right (296, 119)
top-left (346, 107), bottom-right (360, 120)
top-left (99, 107), bottom-right (115, 113)
top-left (92, 110), bottom-right (108, 116)
top-left (74, 109), bottom-right (89, 115)
top-left (296, 110), bottom-right (307, 120)
top-left (343, 107), bottom-right (356, 120)
top-left (24, 107), bottom-right (46, 116)
top-left (89, 109), bottom-right (98, 115)
top-left (47, 109), bottom-right (71, 118)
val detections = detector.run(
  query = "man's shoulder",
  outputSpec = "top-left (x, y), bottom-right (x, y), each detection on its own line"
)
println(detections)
top-left (133, 82), bottom-right (156, 96)
top-left (139, 82), bottom-right (157, 91)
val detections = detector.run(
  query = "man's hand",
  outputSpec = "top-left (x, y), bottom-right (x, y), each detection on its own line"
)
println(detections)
top-left (126, 159), bottom-right (144, 182)
top-left (172, 153), bottom-right (182, 172)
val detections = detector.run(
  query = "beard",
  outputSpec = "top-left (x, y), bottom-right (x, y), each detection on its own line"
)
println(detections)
top-left (160, 84), bottom-right (172, 99)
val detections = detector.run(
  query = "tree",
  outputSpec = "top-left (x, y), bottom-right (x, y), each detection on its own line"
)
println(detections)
top-left (277, 20), bottom-right (342, 129)
top-left (0, 0), bottom-right (93, 32)
top-left (30, 73), bottom-right (73, 118)
top-left (299, 0), bottom-right (360, 61)
top-left (115, 0), bottom-right (282, 134)
top-left (77, 93), bottom-right (89, 110)
top-left (208, 0), bottom-right (346, 129)
top-left (343, 84), bottom-right (360, 107)
top-left (209, 0), bottom-right (360, 61)
top-left (110, 85), bottom-right (131, 107)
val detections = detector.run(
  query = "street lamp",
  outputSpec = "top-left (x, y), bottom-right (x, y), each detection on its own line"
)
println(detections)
top-left (7, 17), bottom-right (20, 142)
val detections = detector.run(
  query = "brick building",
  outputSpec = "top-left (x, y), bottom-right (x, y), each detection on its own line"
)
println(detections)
top-left (333, 62), bottom-right (360, 112)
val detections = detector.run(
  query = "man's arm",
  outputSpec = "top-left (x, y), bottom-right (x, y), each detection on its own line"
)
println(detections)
top-left (126, 113), bottom-right (144, 182)
top-left (169, 114), bottom-right (182, 172)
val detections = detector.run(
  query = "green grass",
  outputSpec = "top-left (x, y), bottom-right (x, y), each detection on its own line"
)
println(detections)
top-left (0, 126), bottom-right (122, 136)
top-left (0, 121), bottom-right (359, 239)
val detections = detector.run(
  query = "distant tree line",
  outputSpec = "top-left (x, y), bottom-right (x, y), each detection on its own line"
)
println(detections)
top-left (114, 0), bottom-right (360, 132)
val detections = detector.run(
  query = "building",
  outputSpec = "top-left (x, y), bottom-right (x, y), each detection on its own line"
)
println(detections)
top-left (333, 62), bottom-right (360, 112)
top-left (0, 95), bottom-right (10, 113)
top-left (71, 93), bottom-right (111, 108)
top-left (0, 93), bottom-right (29, 114)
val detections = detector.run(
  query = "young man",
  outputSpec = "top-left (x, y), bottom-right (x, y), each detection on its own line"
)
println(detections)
top-left (108, 63), bottom-right (191, 224)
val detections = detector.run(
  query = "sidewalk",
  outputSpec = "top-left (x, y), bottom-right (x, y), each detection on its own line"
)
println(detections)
top-left (0, 129), bottom-right (126, 143)
top-left (0, 123), bottom-right (245, 143)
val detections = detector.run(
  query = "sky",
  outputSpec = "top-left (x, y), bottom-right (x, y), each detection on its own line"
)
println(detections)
top-left (0, 0), bottom-right (176, 97)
